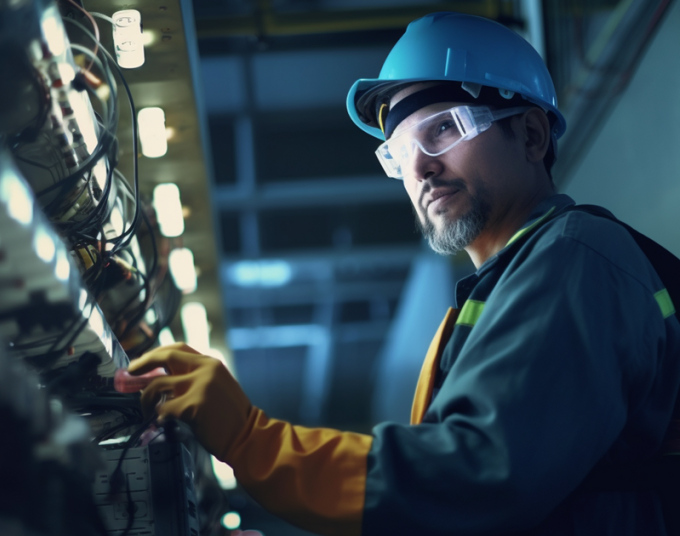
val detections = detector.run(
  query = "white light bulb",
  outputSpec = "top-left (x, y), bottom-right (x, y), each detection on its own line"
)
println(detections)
top-left (112, 10), bottom-right (145, 69)
top-left (221, 511), bottom-right (241, 530)
top-left (34, 225), bottom-right (55, 263)
top-left (169, 248), bottom-right (197, 293)
top-left (152, 183), bottom-right (184, 237)
top-left (212, 457), bottom-right (237, 490)
top-left (181, 302), bottom-right (210, 353)
top-left (138, 108), bottom-right (168, 158)
top-left (158, 327), bottom-right (176, 346)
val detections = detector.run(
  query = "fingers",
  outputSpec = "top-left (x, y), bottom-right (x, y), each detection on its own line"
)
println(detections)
top-left (128, 343), bottom-right (205, 376)
top-left (138, 374), bottom-right (189, 419)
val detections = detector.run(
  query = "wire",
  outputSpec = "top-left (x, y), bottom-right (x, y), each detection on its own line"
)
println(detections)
top-left (65, 16), bottom-right (142, 258)
top-left (64, 0), bottom-right (100, 73)
top-left (48, 18), bottom-right (126, 204)
top-left (117, 206), bottom-right (160, 343)
top-left (89, 12), bottom-right (114, 24)
top-left (109, 403), bottom-right (165, 536)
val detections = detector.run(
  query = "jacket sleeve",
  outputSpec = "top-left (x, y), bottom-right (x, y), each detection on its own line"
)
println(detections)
top-left (361, 226), bottom-right (679, 534)
top-left (221, 310), bottom-right (457, 536)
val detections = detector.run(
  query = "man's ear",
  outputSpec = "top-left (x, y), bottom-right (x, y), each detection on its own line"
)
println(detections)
top-left (522, 108), bottom-right (551, 163)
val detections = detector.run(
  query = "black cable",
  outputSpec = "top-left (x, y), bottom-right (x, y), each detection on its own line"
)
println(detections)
top-left (117, 206), bottom-right (160, 342)
top-left (9, 59), bottom-right (52, 146)
top-left (39, 18), bottom-right (122, 201)
top-left (93, 418), bottom-right (140, 443)
top-left (40, 43), bottom-right (119, 225)
top-left (109, 412), bottom-right (159, 536)
top-left (56, 45), bottom-right (119, 234)
top-left (64, 17), bottom-right (142, 260)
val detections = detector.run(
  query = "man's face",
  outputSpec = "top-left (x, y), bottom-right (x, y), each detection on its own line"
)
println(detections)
top-left (390, 84), bottom-right (526, 256)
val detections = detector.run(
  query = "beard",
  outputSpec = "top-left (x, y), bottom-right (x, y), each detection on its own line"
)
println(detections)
top-left (415, 185), bottom-right (492, 256)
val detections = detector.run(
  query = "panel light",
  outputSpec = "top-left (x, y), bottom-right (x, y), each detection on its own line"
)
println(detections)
top-left (138, 107), bottom-right (168, 158)
top-left (169, 248), bottom-right (197, 293)
top-left (41, 9), bottom-right (66, 56)
top-left (34, 225), bottom-right (55, 263)
top-left (0, 173), bottom-right (33, 225)
top-left (227, 260), bottom-right (292, 288)
top-left (70, 89), bottom-right (99, 154)
top-left (55, 248), bottom-right (70, 281)
top-left (158, 327), bottom-right (175, 346)
top-left (211, 457), bottom-right (237, 490)
top-left (221, 512), bottom-right (241, 530)
top-left (152, 183), bottom-right (184, 237)
top-left (112, 10), bottom-right (145, 69)
top-left (181, 302), bottom-right (210, 353)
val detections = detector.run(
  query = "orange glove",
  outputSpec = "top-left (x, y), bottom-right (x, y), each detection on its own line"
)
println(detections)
top-left (127, 343), bottom-right (252, 460)
top-left (130, 343), bottom-right (371, 536)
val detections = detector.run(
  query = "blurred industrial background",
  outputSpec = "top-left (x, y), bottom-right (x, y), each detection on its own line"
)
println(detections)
top-left (1, 0), bottom-right (678, 534)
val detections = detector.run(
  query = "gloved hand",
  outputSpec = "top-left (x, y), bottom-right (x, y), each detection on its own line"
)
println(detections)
top-left (127, 342), bottom-right (252, 460)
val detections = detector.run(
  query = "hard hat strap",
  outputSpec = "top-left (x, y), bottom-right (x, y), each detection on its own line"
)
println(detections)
top-left (383, 84), bottom-right (479, 139)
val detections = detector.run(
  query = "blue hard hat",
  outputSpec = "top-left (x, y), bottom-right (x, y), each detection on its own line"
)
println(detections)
top-left (346, 12), bottom-right (566, 143)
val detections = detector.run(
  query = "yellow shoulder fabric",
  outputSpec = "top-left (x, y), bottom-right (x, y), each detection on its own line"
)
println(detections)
top-left (411, 307), bottom-right (459, 425)
top-left (224, 408), bottom-right (373, 536)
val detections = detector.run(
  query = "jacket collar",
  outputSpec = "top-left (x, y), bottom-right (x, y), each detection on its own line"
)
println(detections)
top-left (477, 193), bottom-right (575, 275)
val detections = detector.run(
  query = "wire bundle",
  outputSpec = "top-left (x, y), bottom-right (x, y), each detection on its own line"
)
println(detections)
top-left (3, 4), bottom-right (185, 363)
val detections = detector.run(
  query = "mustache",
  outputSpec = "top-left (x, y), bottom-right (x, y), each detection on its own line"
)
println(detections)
top-left (418, 177), bottom-right (468, 209)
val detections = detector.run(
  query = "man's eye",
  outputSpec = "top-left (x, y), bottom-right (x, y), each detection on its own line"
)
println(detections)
top-left (436, 121), bottom-right (456, 135)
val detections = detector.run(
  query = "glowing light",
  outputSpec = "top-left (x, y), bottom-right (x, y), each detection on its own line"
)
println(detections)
top-left (138, 107), bottom-right (168, 158)
top-left (0, 173), bottom-right (33, 225)
top-left (109, 205), bottom-right (125, 236)
top-left (229, 324), bottom-right (326, 350)
top-left (57, 63), bottom-right (76, 85)
top-left (227, 260), bottom-right (292, 288)
top-left (55, 247), bottom-right (70, 281)
top-left (93, 159), bottom-right (108, 191)
top-left (79, 289), bottom-right (88, 311)
top-left (34, 225), bottom-right (55, 263)
top-left (112, 10), bottom-right (145, 69)
top-left (152, 183), bottom-right (184, 237)
top-left (89, 307), bottom-right (105, 338)
top-left (169, 248), bottom-right (197, 293)
top-left (142, 29), bottom-right (157, 47)
top-left (221, 512), bottom-right (241, 530)
top-left (181, 302), bottom-right (210, 354)
top-left (70, 89), bottom-right (99, 154)
top-left (145, 308), bottom-right (157, 325)
top-left (41, 11), bottom-right (65, 56)
top-left (158, 327), bottom-right (175, 346)
top-left (212, 457), bottom-right (237, 490)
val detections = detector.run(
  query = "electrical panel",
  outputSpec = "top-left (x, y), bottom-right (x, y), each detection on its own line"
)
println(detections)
top-left (0, 0), bottom-right (227, 533)
top-left (94, 443), bottom-right (200, 536)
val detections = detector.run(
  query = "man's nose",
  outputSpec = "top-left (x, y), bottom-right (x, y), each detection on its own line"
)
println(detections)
top-left (406, 142), bottom-right (443, 183)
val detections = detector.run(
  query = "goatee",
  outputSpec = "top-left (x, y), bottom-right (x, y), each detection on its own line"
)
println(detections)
top-left (416, 187), bottom-right (491, 256)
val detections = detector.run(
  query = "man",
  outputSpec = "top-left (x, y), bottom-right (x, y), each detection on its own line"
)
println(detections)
top-left (130, 12), bottom-right (680, 536)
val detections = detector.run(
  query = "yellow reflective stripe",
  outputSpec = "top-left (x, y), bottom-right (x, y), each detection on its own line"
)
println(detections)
top-left (378, 103), bottom-right (388, 135)
top-left (654, 288), bottom-right (676, 319)
top-left (456, 300), bottom-right (485, 327)
top-left (506, 206), bottom-right (557, 247)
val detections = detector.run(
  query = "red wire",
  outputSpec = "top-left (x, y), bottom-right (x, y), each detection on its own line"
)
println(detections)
top-left (65, 0), bottom-right (100, 72)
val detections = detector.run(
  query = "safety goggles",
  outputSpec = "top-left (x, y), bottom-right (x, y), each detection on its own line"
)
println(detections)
top-left (375, 105), bottom-right (532, 180)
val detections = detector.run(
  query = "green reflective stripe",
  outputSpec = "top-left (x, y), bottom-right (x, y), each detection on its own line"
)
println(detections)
top-left (456, 300), bottom-right (486, 327)
top-left (506, 206), bottom-right (557, 247)
top-left (654, 288), bottom-right (676, 319)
